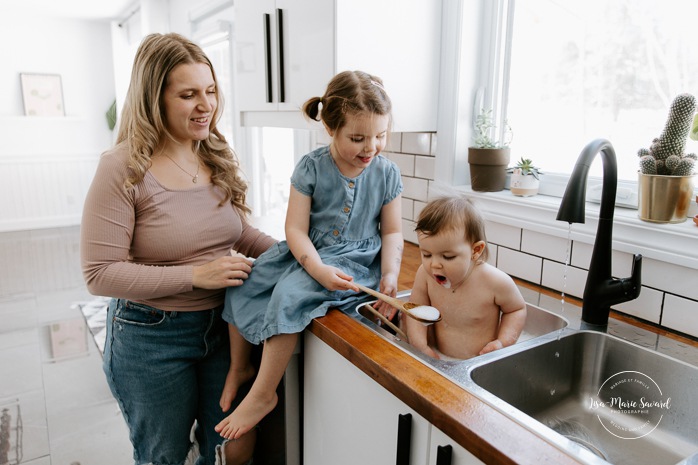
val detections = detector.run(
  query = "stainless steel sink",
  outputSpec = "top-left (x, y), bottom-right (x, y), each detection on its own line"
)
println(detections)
top-left (469, 331), bottom-right (698, 465)
top-left (354, 292), bottom-right (568, 348)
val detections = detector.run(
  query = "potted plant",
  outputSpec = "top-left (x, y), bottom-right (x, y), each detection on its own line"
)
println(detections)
top-left (508, 157), bottom-right (541, 196)
top-left (637, 93), bottom-right (697, 223)
top-left (468, 109), bottom-right (512, 192)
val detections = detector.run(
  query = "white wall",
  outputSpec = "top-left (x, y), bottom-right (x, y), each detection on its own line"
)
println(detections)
top-left (0, 13), bottom-right (115, 231)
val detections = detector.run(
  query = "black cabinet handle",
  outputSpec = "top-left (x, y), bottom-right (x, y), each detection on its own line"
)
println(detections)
top-left (263, 13), bottom-right (273, 103)
top-left (396, 413), bottom-right (412, 465)
top-left (276, 8), bottom-right (285, 103)
top-left (436, 444), bottom-right (453, 465)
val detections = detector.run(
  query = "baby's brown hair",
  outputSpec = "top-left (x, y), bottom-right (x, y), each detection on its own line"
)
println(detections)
top-left (415, 196), bottom-right (489, 262)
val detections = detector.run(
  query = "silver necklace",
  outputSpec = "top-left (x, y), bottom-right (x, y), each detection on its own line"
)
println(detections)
top-left (164, 154), bottom-right (200, 183)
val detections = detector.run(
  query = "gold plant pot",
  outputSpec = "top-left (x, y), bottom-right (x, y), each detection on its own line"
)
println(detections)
top-left (638, 172), bottom-right (695, 223)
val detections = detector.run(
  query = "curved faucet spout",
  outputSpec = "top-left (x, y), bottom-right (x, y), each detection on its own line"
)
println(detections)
top-left (556, 139), bottom-right (642, 327)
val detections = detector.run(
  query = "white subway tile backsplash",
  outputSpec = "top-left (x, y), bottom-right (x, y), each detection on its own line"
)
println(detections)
top-left (402, 218), bottom-right (418, 244)
top-left (413, 200), bottom-right (427, 222)
top-left (402, 177), bottom-right (429, 202)
top-left (386, 133), bottom-right (402, 152)
top-left (389, 152), bottom-right (415, 177)
top-left (497, 248), bottom-right (542, 283)
top-left (662, 294), bottom-right (698, 338)
top-left (414, 156), bottom-right (435, 179)
top-left (486, 221), bottom-right (521, 249)
top-left (541, 261), bottom-right (587, 299)
top-left (401, 198), bottom-right (414, 221)
top-left (521, 230), bottom-right (569, 263)
top-left (430, 133), bottom-right (437, 155)
top-left (401, 133), bottom-right (431, 155)
top-left (641, 258), bottom-right (698, 301)
top-left (486, 244), bottom-right (497, 267)
top-left (612, 286), bottom-right (663, 324)
top-left (570, 242), bottom-right (636, 278)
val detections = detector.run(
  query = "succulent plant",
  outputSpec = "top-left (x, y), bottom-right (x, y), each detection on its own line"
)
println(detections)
top-left (472, 109), bottom-right (512, 149)
top-left (507, 157), bottom-right (541, 180)
top-left (638, 93), bottom-right (697, 176)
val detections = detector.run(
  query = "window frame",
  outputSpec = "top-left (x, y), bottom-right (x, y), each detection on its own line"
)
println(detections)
top-left (434, 0), bottom-right (698, 269)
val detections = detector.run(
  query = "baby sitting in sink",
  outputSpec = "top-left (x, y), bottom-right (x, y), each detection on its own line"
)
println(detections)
top-left (405, 195), bottom-right (527, 360)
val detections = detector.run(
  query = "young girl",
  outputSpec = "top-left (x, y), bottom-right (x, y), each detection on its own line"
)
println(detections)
top-left (215, 70), bottom-right (404, 440)
top-left (405, 195), bottom-right (527, 360)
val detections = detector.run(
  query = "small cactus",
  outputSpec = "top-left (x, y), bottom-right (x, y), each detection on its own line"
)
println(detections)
top-left (638, 93), bottom-right (697, 176)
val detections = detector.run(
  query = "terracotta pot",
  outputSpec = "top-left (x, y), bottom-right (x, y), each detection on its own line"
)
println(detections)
top-left (468, 147), bottom-right (511, 192)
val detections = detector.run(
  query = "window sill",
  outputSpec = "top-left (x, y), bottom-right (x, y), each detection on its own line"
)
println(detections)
top-left (453, 186), bottom-right (698, 269)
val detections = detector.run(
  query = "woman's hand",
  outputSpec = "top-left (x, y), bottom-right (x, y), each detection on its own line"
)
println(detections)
top-left (193, 252), bottom-right (254, 289)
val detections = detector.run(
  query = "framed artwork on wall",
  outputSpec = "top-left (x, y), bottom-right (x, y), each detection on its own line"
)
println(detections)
top-left (20, 73), bottom-right (65, 116)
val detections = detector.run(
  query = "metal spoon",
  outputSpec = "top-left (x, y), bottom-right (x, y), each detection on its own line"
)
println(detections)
top-left (354, 283), bottom-right (442, 324)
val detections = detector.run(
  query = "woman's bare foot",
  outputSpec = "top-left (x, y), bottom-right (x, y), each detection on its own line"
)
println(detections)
top-left (215, 390), bottom-right (278, 439)
top-left (219, 364), bottom-right (256, 412)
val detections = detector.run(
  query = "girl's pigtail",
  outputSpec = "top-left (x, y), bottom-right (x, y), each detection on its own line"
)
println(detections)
top-left (302, 96), bottom-right (323, 122)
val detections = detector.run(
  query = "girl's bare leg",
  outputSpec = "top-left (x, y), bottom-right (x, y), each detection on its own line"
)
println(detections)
top-left (220, 325), bottom-right (257, 412)
top-left (215, 332), bottom-right (298, 439)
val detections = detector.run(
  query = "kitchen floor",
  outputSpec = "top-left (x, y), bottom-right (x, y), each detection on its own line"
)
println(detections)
top-left (0, 224), bottom-right (422, 465)
top-left (0, 226), bottom-right (132, 465)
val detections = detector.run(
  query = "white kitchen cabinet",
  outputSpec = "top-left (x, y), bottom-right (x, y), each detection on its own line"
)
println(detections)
top-left (234, 0), bottom-right (441, 132)
top-left (303, 332), bottom-right (486, 465)
top-left (428, 426), bottom-right (483, 465)
top-left (304, 331), bottom-right (430, 465)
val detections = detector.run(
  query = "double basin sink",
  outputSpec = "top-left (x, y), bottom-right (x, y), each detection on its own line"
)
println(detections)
top-left (352, 292), bottom-right (698, 465)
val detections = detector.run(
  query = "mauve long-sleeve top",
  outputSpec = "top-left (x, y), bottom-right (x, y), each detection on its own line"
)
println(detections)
top-left (80, 143), bottom-right (276, 311)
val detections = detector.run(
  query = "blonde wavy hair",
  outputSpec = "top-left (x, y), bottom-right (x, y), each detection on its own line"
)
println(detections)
top-left (116, 32), bottom-right (249, 214)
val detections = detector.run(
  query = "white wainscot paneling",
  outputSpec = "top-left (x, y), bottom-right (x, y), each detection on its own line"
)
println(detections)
top-left (662, 294), bottom-right (698, 338)
top-left (0, 155), bottom-right (98, 232)
top-left (497, 247), bottom-right (542, 284)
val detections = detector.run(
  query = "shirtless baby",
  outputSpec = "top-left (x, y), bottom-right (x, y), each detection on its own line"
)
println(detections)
top-left (405, 195), bottom-right (527, 360)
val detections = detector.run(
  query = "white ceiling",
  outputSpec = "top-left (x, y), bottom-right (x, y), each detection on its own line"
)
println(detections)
top-left (0, 0), bottom-right (136, 20)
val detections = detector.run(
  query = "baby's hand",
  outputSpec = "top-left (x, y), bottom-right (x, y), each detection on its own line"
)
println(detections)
top-left (478, 339), bottom-right (504, 356)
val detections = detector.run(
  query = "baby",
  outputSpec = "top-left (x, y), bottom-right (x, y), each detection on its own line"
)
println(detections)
top-left (405, 195), bottom-right (527, 360)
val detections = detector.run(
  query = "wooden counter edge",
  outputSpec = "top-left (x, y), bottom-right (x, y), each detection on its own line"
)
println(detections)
top-left (309, 310), bottom-right (586, 465)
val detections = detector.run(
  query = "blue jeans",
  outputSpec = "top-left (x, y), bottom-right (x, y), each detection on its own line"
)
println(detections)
top-left (103, 299), bottom-right (239, 465)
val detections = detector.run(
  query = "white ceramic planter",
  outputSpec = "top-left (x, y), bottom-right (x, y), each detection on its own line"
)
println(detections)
top-left (510, 170), bottom-right (540, 197)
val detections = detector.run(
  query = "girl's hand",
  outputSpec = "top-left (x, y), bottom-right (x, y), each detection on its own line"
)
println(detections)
top-left (313, 264), bottom-right (356, 292)
top-left (193, 253), bottom-right (254, 289)
top-left (375, 273), bottom-right (399, 319)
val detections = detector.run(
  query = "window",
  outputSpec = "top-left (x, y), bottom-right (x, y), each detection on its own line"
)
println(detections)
top-left (506, 0), bottom-right (698, 183)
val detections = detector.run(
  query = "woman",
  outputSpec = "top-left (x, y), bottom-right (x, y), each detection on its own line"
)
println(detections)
top-left (80, 32), bottom-right (274, 465)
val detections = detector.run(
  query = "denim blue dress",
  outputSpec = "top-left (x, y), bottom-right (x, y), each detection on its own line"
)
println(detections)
top-left (223, 145), bottom-right (403, 344)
